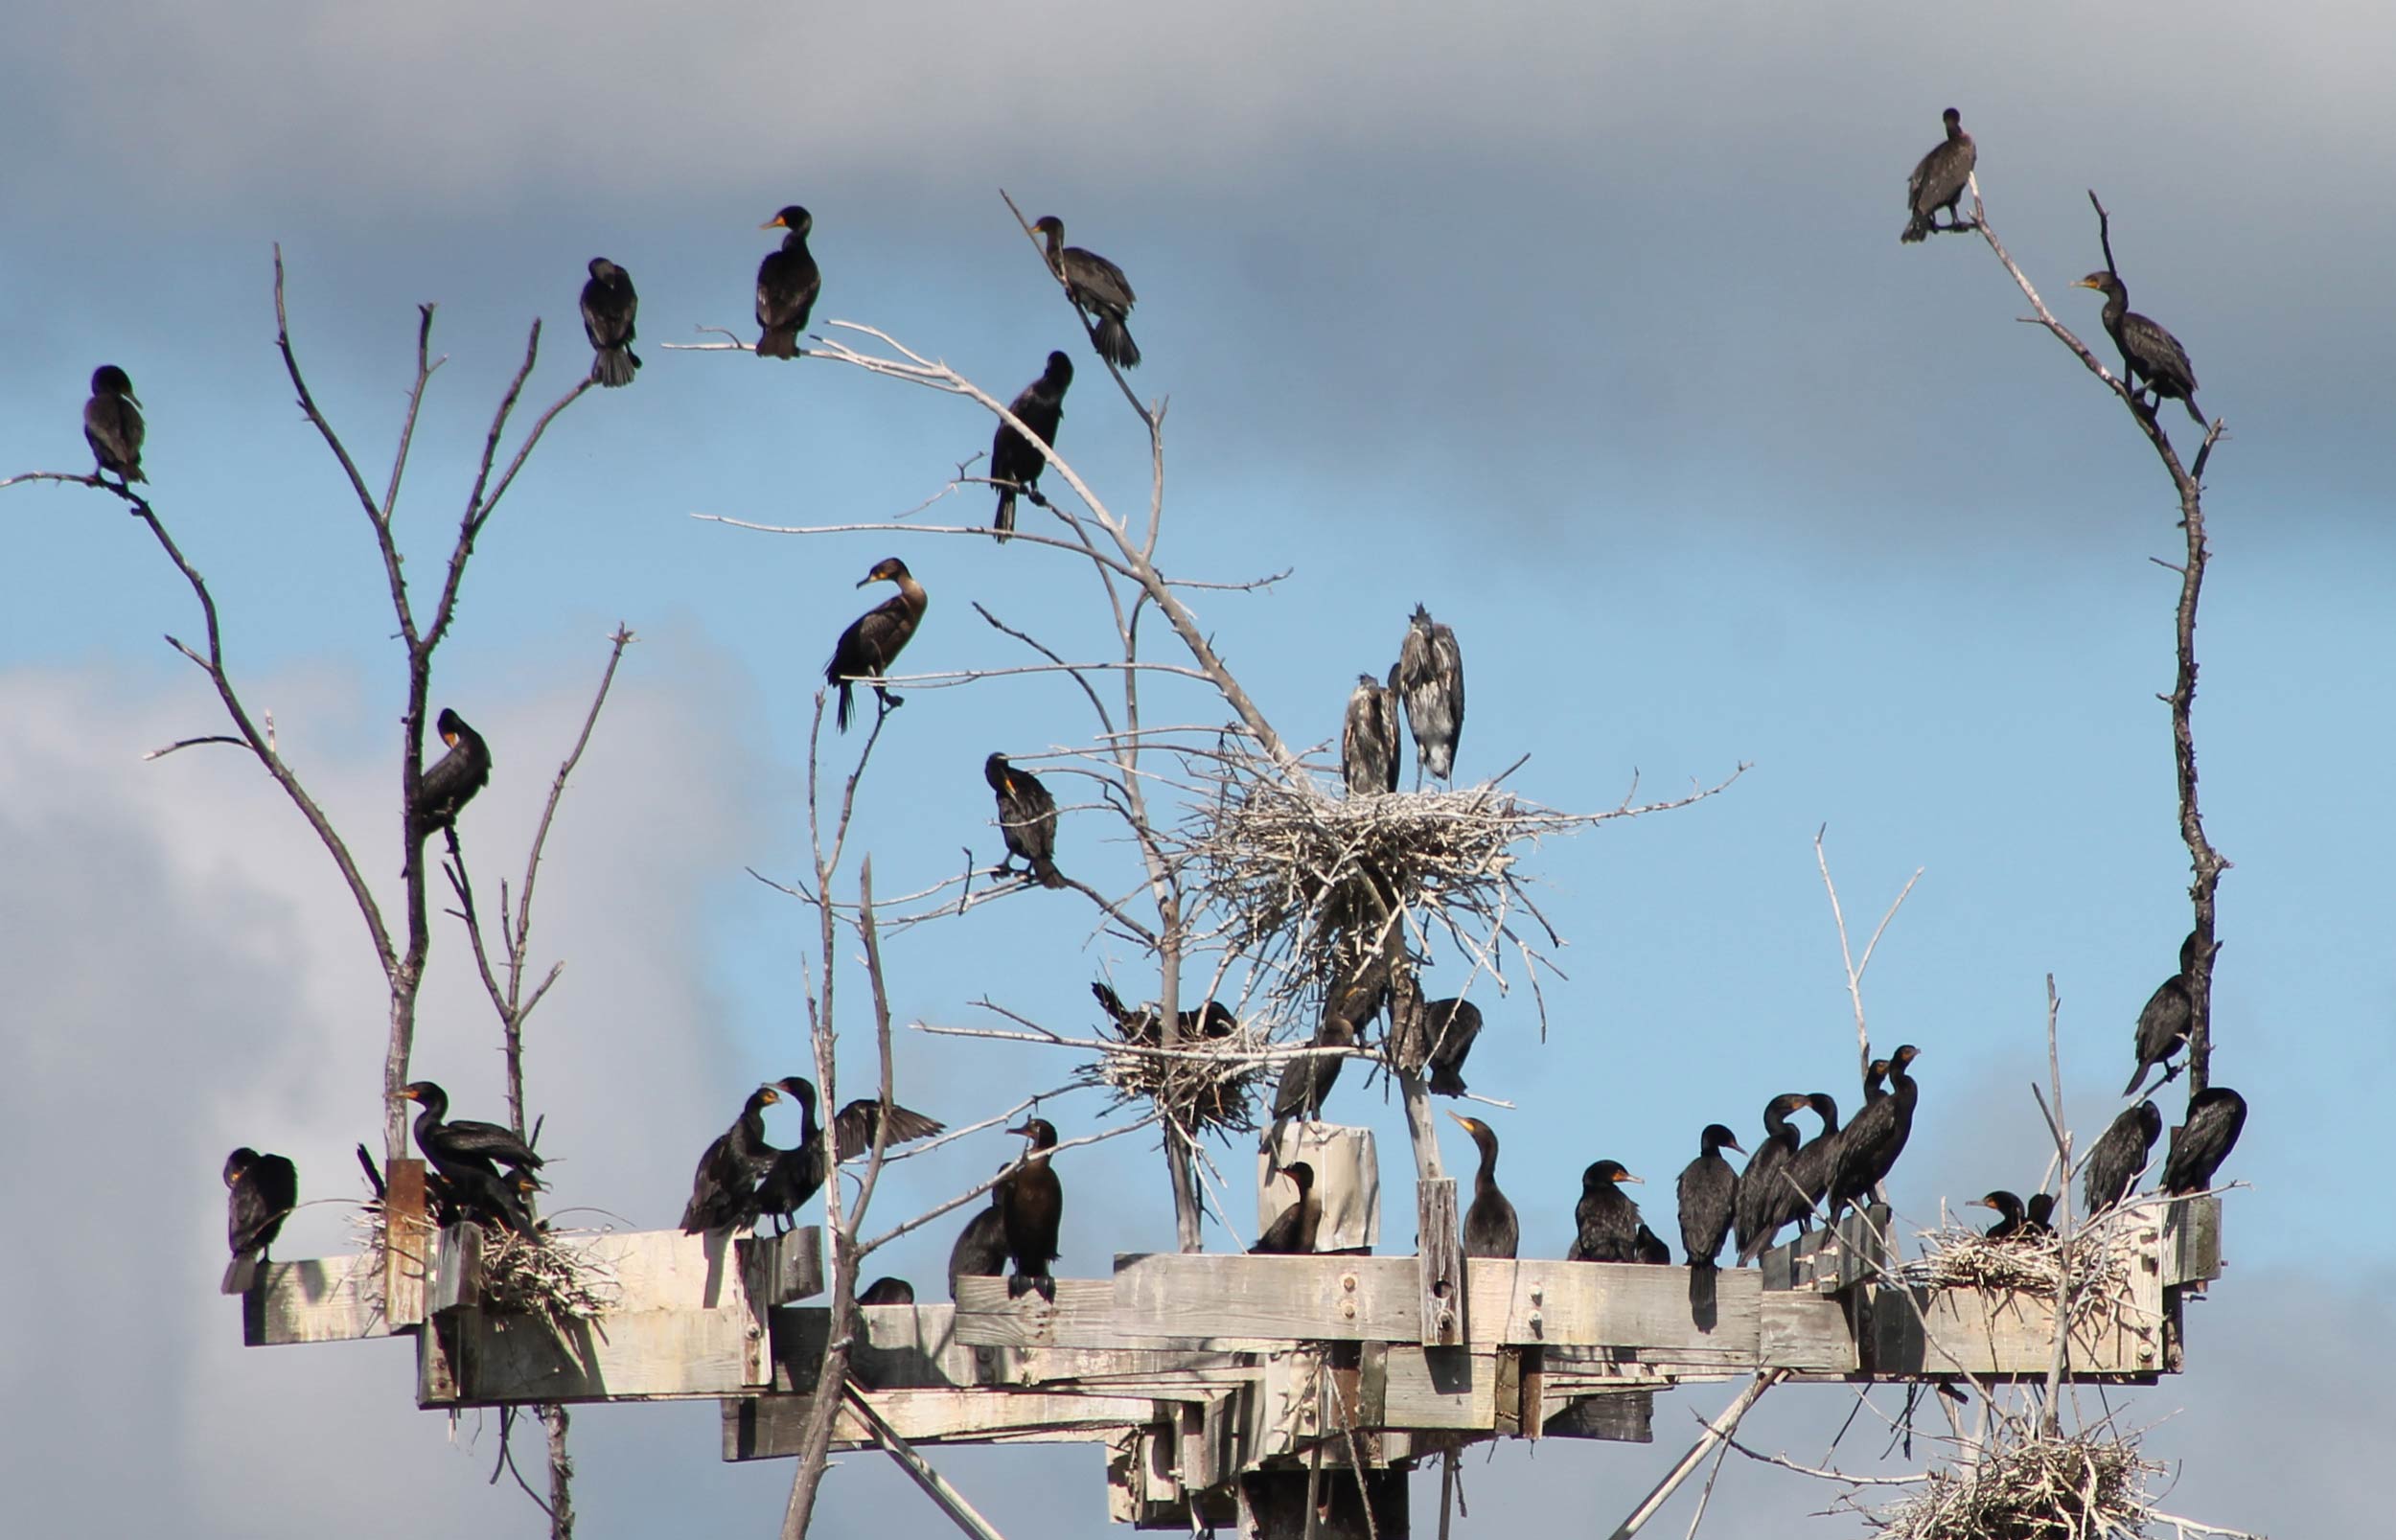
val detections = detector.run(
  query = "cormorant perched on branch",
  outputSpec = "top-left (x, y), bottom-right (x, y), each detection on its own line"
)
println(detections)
top-left (83, 365), bottom-right (146, 484)
top-left (680, 1083), bottom-right (783, 1233)
top-left (999, 1118), bottom-right (1063, 1300)
top-left (1677, 1122), bottom-right (1742, 1320)
top-left (1251, 1161), bottom-right (1320, 1255)
top-left (1735, 1093), bottom-right (1809, 1264)
top-left (1419, 998), bottom-right (1484, 1096)
top-left (1969, 1190), bottom-right (2028, 1240)
top-left (2162, 1087), bottom-right (2246, 1195)
top-left (580, 258), bottom-right (640, 386)
top-left (755, 206), bottom-right (820, 359)
top-left (947, 1183), bottom-right (1008, 1300)
top-left (222, 1147), bottom-right (299, 1294)
top-left (2084, 1099), bottom-right (2163, 1215)
top-left (826, 557), bottom-right (928, 731)
top-left (2073, 271), bottom-right (2206, 426)
top-left (1032, 216), bottom-right (1140, 370)
top-left (1783, 1092), bottom-right (1844, 1235)
top-left (397, 1081), bottom-right (542, 1181)
top-left (1828, 1044), bottom-right (1922, 1222)
top-left (1451, 1115), bottom-right (1519, 1259)
top-left (1901, 108), bottom-right (1976, 242)
top-left (756, 1075), bottom-right (946, 1234)
top-left (991, 351), bottom-right (1071, 542)
top-left (413, 708), bottom-right (492, 839)
top-left (1395, 606), bottom-right (1464, 782)
top-left (1091, 981), bottom-right (1234, 1045)
top-left (1340, 672), bottom-right (1399, 796)
top-left (858, 1276), bottom-right (916, 1306)
top-left (985, 752), bottom-right (1066, 888)
top-left (1568, 1161), bottom-right (1647, 1263)
top-left (2125, 932), bottom-right (2199, 1096)
top-left (1269, 1013), bottom-right (1358, 1126)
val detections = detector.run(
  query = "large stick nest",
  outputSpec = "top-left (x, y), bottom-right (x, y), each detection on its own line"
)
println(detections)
top-left (1897, 1222), bottom-right (2135, 1334)
top-left (1076, 1015), bottom-right (1277, 1138)
top-left (1875, 1427), bottom-right (2160, 1540)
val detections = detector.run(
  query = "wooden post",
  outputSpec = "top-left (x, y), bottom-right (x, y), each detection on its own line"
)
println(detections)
top-left (1415, 1180), bottom-right (1461, 1347)
top-left (382, 1159), bottom-right (428, 1328)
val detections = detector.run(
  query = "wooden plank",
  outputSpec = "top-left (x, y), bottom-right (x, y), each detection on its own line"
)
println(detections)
top-left (2162, 1195), bottom-right (2222, 1287)
top-left (1115, 1253), bottom-right (1421, 1344)
top-left (1542, 1390), bottom-right (1654, 1442)
top-left (722, 1389), bottom-right (1164, 1460)
top-left (738, 1227), bottom-right (824, 1307)
top-left (1868, 1225), bottom-right (2164, 1378)
top-left (1464, 1258), bottom-right (1762, 1354)
top-left (1762, 1291), bottom-right (1860, 1372)
top-left (382, 1160), bottom-right (428, 1328)
top-left (437, 1304), bottom-right (762, 1406)
top-left (243, 1253), bottom-right (394, 1345)
top-left (1260, 1123), bottom-right (1380, 1253)
top-left (1417, 1179), bottom-right (1463, 1346)
top-left (430, 1224), bottom-right (483, 1314)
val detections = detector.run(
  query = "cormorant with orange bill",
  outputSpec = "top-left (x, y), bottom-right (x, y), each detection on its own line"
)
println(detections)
top-left (755, 206), bottom-right (820, 359)
top-left (413, 708), bottom-right (492, 839)
top-left (222, 1147), bottom-right (299, 1294)
top-left (1450, 1114), bottom-right (1518, 1259)
top-left (1568, 1161), bottom-right (1647, 1263)
top-left (680, 1083), bottom-right (783, 1233)
top-left (1968, 1190), bottom-right (2029, 1240)
top-left (985, 753), bottom-right (1066, 888)
top-left (1032, 216), bottom-right (1140, 369)
top-left (2074, 271), bottom-right (2206, 427)
top-left (991, 351), bottom-right (1071, 541)
top-left (83, 365), bottom-right (146, 484)
top-left (826, 558), bottom-right (928, 730)
top-left (580, 259), bottom-right (640, 386)
top-left (396, 1081), bottom-right (542, 1183)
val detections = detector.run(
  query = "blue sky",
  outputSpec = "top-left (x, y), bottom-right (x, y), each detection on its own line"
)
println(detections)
top-left (3, 3), bottom-right (2389, 1535)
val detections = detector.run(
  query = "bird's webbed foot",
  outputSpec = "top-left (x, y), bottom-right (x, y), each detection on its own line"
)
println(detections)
top-left (874, 686), bottom-right (905, 716)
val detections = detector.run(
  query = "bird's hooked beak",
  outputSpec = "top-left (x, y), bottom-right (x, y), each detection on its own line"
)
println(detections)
top-left (856, 571), bottom-right (883, 588)
top-left (1004, 1123), bottom-right (1034, 1138)
top-left (1615, 1170), bottom-right (1645, 1185)
top-left (2072, 276), bottom-right (2100, 290)
top-left (393, 1087), bottom-right (422, 1102)
top-left (761, 1087), bottom-right (782, 1104)
top-left (1966, 1197), bottom-right (1994, 1211)
top-left (1723, 1138), bottom-right (1746, 1156)
top-left (762, 214), bottom-right (789, 230)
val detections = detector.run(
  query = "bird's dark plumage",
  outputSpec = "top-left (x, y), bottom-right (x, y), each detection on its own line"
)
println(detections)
top-left (947, 1187), bottom-right (1009, 1300)
top-left (991, 351), bottom-right (1071, 542)
top-left (756, 1076), bottom-right (946, 1234)
top-left (1271, 1014), bottom-right (1357, 1124)
top-left (83, 365), bottom-right (146, 484)
top-left (826, 558), bottom-right (928, 730)
top-left (1827, 1045), bottom-right (1922, 1222)
top-left (1901, 107), bottom-right (1976, 242)
top-left (1033, 216), bottom-right (1140, 369)
top-left (2162, 1087), bottom-right (2246, 1195)
top-left (2084, 1099), bottom-right (2164, 1214)
top-left (2125, 933), bottom-right (2199, 1096)
top-left (999, 1118), bottom-right (1063, 1300)
top-left (1735, 1093), bottom-right (1811, 1264)
top-left (1451, 1115), bottom-right (1519, 1259)
top-left (398, 1081), bottom-right (542, 1178)
top-left (1783, 1092), bottom-right (1844, 1234)
top-left (1251, 1161), bottom-right (1321, 1255)
top-left (581, 258), bottom-right (640, 386)
top-left (755, 206), bottom-right (821, 359)
top-left (222, 1147), bottom-right (299, 1294)
top-left (985, 753), bottom-right (1065, 888)
top-left (1340, 672), bottom-right (1399, 796)
top-left (680, 1084), bottom-right (783, 1233)
top-left (1395, 605), bottom-right (1464, 781)
top-left (1419, 998), bottom-right (1484, 1096)
top-left (1091, 981), bottom-right (1234, 1045)
top-left (858, 1276), bottom-right (916, 1306)
top-left (2023, 1192), bottom-right (2056, 1234)
top-left (1970, 1190), bottom-right (2028, 1240)
top-left (1569, 1160), bottom-right (1647, 1263)
top-left (1677, 1122), bottom-right (1743, 1320)
top-left (413, 708), bottom-right (492, 837)
top-left (1634, 1224), bottom-right (1672, 1265)
top-left (2074, 272), bottom-right (2205, 426)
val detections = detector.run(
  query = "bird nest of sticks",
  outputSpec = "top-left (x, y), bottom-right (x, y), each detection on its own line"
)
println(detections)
top-left (1078, 1018), bottom-right (1276, 1138)
top-left (1896, 1224), bottom-right (2134, 1333)
top-left (477, 1227), bottom-right (622, 1334)
top-left (1873, 1425), bottom-right (2160, 1540)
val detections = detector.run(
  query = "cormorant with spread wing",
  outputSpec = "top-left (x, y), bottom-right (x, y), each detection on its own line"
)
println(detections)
top-left (222, 1147), bottom-right (299, 1294)
top-left (1032, 216), bottom-right (1140, 369)
top-left (756, 1076), bottom-right (946, 1234)
top-left (1901, 108), bottom-right (1976, 242)
top-left (580, 258), bottom-right (640, 386)
top-left (1395, 605), bottom-right (1464, 782)
top-left (985, 752), bottom-right (1066, 888)
top-left (755, 206), bottom-right (820, 359)
top-left (826, 558), bottom-right (928, 731)
top-left (2074, 271), bottom-right (2206, 426)
top-left (1340, 671), bottom-right (1399, 796)
top-left (991, 351), bottom-right (1071, 542)
top-left (83, 365), bottom-right (146, 484)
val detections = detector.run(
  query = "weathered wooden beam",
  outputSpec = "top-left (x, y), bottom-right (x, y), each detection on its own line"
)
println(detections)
top-left (242, 1253), bottom-right (394, 1345)
top-left (430, 1223), bottom-right (483, 1314)
top-left (740, 1227), bottom-right (825, 1307)
top-left (1416, 1180), bottom-right (1461, 1347)
top-left (2161, 1195), bottom-right (2222, 1288)
top-left (382, 1160), bottom-right (429, 1329)
top-left (767, 1301), bottom-right (1247, 1395)
top-left (723, 1389), bottom-right (1165, 1460)
top-left (1866, 1220), bottom-right (2165, 1378)
top-left (1542, 1391), bottom-right (1655, 1443)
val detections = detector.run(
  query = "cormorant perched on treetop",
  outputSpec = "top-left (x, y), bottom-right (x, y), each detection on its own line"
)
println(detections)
top-left (222, 1147), bottom-right (299, 1294)
top-left (755, 206), bottom-right (821, 359)
top-left (1969, 1190), bottom-right (2029, 1240)
top-left (947, 1184), bottom-right (1008, 1300)
top-left (1569, 1161), bottom-right (1647, 1263)
top-left (680, 1083), bottom-right (782, 1233)
top-left (1032, 216), bottom-right (1140, 370)
top-left (580, 259), bottom-right (640, 386)
top-left (1450, 1114), bottom-right (1518, 1259)
top-left (1677, 1122), bottom-right (1743, 1320)
top-left (1827, 1044), bottom-right (1922, 1222)
top-left (999, 1118), bottom-right (1063, 1300)
top-left (1735, 1092), bottom-right (1810, 1264)
top-left (83, 365), bottom-right (146, 484)
top-left (396, 1081), bottom-right (543, 1183)
top-left (1901, 108), bottom-right (1976, 242)
top-left (1251, 1161), bottom-right (1321, 1255)
top-left (991, 351), bottom-right (1072, 542)
top-left (413, 708), bottom-right (492, 838)
top-left (2084, 1099), bottom-right (2163, 1214)
top-left (985, 753), bottom-right (1066, 888)
top-left (826, 558), bottom-right (928, 731)
top-left (755, 1075), bottom-right (945, 1234)
top-left (2162, 1087), bottom-right (2246, 1195)
top-left (1395, 605), bottom-right (1464, 782)
top-left (2073, 271), bottom-right (2206, 427)
top-left (1340, 672), bottom-right (1399, 796)
top-left (2125, 932), bottom-right (2200, 1096)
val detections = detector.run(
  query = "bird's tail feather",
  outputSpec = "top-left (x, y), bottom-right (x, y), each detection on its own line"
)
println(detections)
top-left (222, 1253), bottom-right (259, 1295)
top-left (1032, 856), bottom-right (1067, 890)
top-left (756, 328), bottom-right (800, 360)
top-left (835, 681), bottom-right (855, 732)
top-left (1901, 217), bottom-right (1928, 244)
top-left (1095, 319), bottom-right (1140, 370)
top-left (591, 347), bottom-right (640, 387)
top-left (994, 488), bottom-right (1016, 542)
top-left (1688, 1259), bottom-right (1717, 1323)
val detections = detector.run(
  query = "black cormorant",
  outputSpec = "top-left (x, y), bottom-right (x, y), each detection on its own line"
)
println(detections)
top-left (858, 1276), bottom-right (916, 1306)
top-left (1090, 981), bottom-right (1234, 1045)
top-left (998, 1118), bottom-right (1063, 1300)
top-left (2083, 1099), bottom-right (2163, 1214)
top-left (1968, 1190), bottom-right (2028, 1240)
top-left (413, 708), bottom-right (492, 839)
top-left (1395, 606), bottom-right (1464, 782)
top-left (756, 1076), bottom-right (946, 1234)
top-left (396, 1081), bottom-right (543, 1181)
top-left (1340, 672), bottom-right (1399, 796)
top-left (2023, 1192), bottom-right (2056, 1235)
top-left (1269, 1014), bottom-right (1358, 1125)
top-left (2073, 271), bottom-right (2206, 427)
top-left (2125, 932), bottom-right (2199, 1096)
top-left (947, 1184), bottom-right (1009, 1300)
top-left (990, 351), bottom-right (1071, 541)
top-left (1450, 1114), bottom-right (1519, 1259)
top-left (1420, 998), bottom-right (1484, 1096)
top-left (431, 1162), bottom-right (539, 1234)
top-left (1677, 1122), bottom-right (1743, 1317)
top-left (222, 1146), bottom-right (299, 1294)
top-left (580, 258), bottom-right (640, 386)
top-left (755, 206), bottom-right (821, 359)
top-left (1901, 108), bottom-right (1976, 242)
top-left (83, 365), bottom-right (146, 484)
top-left (1735, 1092), bottom-right (1811, 1264)
top-left (1827, 1044), bottom-right (1922, 1222)
top-left (1783, 1092), bottom-right (1844, 1234)
top-left (985, 753), bottom-right (1066, 888)
top-left (1568, 1161), bottom-right (1647, 1263)
top-left (2161, 1086), bottom-right (2246, 1195)
top-left (1032, 216), bottom-right (1140, 370)
top-left (1861, 1058), bottom-right (1890, 1107)
top-left (1634, 1223), bottom-right (1672, 1265)
top-left (826, 557), bottom-right (928, 731)
top-left (1251, 1161), bottom-right (1321, 1255)
top-left (680, 1083), bottom-right (783, 1233)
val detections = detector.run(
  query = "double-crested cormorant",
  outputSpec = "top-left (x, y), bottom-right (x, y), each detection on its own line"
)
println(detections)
top-left (2073, 271), bottom-right (2206, 427)
top-left (1340, 673), bottom-right (1399, 796)
top-left (83, 365), bottom-right (146, 484)
top-left (1735, 1093), bottom-right (1810, 1264)
top-left (2024, 1192), bottom-right (2056, 1235)
top-left (397, 1081), bottom-right (543, 1181)
top-left (1395, 606), bottom-right (1464, 782)
top-left (1901, 108), bottom-right (1976, 243)
top-left (1450, 1114), bottom-right (1519, 1259)
top-left (1568, 1161), bottom-right (1647, 1263)
top-left (1634, 1224), bottom-right (1672, 1266)
top-left (1861, 1058), bottom-right (1890, 1107)
top-left (2162, 1086), bottom-right (2246, 1195)
top-left (1251, 1161), bottom-right (1321, 1254)
top-left (1090, 980), bottom-right (1233, 1044)
top-left (2083, 1098), bottom-right (2163, 1214)
top-left (947, 1184), bottom-right (1009, 1300)
top-left (1828, 1044), bottom-right (1922, 1222)
top-left (2125, 932), bottom-right (2199, 1096)
top-left (1783, 1092), bottom-right (1844, 1235)
top-left (1677, 1122), bottom-right (1743, 1316)
top-left (580, 258), bottom-right (640, 386)
top-left (858, 1276), bottom-right (916, 1306)
top-left (985, 753), bottom-right (1066, 888)
top-left (1969, 1190), bottom-right (2028, 1240)
top-left (756, 1076), bottom-right (946, 1234)
top-left (755, 206), bottom-right (821, 359)
top-left (998, 1118), bottom-right (1063, 1300)
top-left (1032, 216), bottom-right (1140, 370)
top-left (1420, 998), bottom-right (1484, 1096)
top-left (222, 1146), bottom-right (299, 1294)
top-left (1270, 1013), bottom-right (1358, 1125)
top-left (826, 558), bottom-right (929, 731)
top-left (432, 1162), bottom-right (540, 1234)
top-left (680, 1083), bottom-right (783, 1233)
top-left (413, 708), bottom-right (492, 838)
top-left (991, 351), bottom-right (1072, 542)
